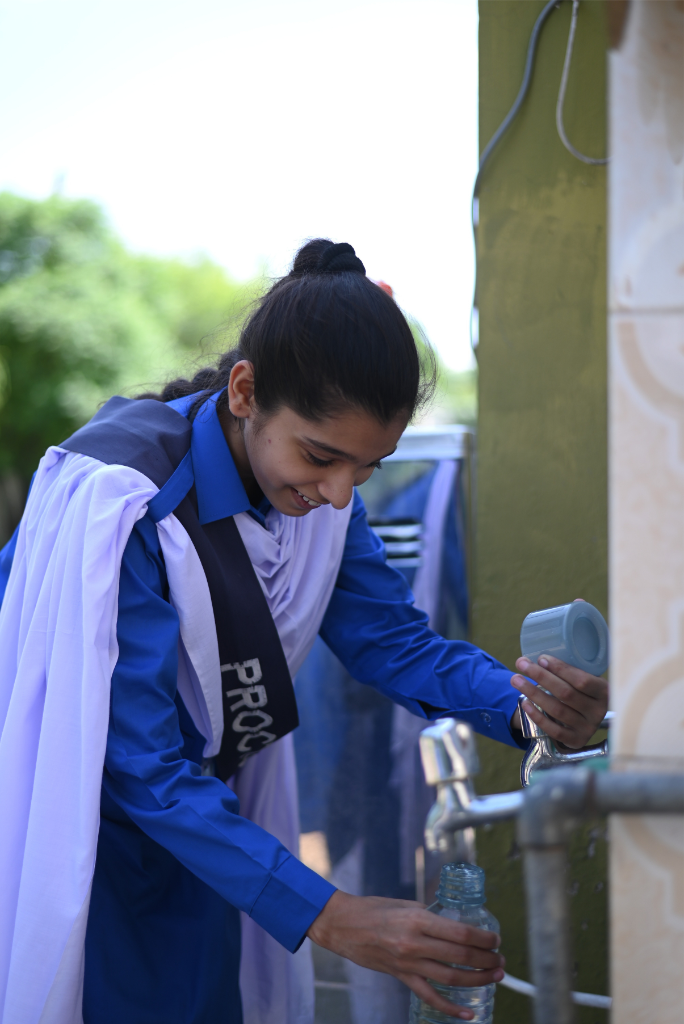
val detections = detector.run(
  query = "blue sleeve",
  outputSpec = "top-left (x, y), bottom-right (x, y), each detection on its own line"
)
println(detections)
top-left (0, 473), bottom-right (36, 607)
top-left (104, 515), bottom-right (335, 952)
top-left (0, 523), bottom-right (19, 607)
top-left (320, 491), bottom-right (525, 749)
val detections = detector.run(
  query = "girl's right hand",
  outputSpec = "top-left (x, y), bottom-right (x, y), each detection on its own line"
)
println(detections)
top-left (307, 889), bottom-right (505, 1020)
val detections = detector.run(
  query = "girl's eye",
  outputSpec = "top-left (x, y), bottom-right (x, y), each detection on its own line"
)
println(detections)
top-left (371, 461), bottom-right (383, 471)
top-left (305, 452), bottom-right (334, 468)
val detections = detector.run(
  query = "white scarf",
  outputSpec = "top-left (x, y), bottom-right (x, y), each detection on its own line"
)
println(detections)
top-left (233, 502), bottom-right (351, 1024)
top-left (0, 447), bottom-right (351, 1024)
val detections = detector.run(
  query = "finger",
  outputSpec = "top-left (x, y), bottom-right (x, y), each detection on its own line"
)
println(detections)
top-left (419, 915), bottom-right (501, 951)
top-left (539, 654), bottom-right (607, 698)
top-left (518, 700), bottom-right (581, 746)
top-left (515, 658), bottom-right (604, 714)
top-left (518, 698), bottom-right (598, 749)
top-left (399, 973), bottom-right (475, 1019)
top-left (416, 960), bottom-right (506, 988)
top-left (403, 937), bottom-right (505, 972)
top-left (511, 676), bottom-right (585, 727)
top-left (515, 659), bottom-right (598, 710)
top-left (531, 654), bottom-right (607, 701)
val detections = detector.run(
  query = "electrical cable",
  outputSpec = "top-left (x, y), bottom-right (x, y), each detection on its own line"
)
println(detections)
top-left (473, 0), bottom-right (560, 203)
top-left (556, 0), bottom-right (610, 164)
top-left (470, 0), bottom-right (609, 353)
top-left (470, 0), bottom-right (560, 352)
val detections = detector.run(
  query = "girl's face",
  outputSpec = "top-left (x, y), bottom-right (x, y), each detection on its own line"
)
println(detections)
top-left (221, 361), bottom-right (408, 516)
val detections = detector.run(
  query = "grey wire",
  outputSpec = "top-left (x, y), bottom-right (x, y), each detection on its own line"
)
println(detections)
top-left (473, 0), bottom-right (561, 201)
top-left (556, 0), bottom-right (609, 165)
top-left (470, 0), bottom-right (609, 352)
top-left (470, 0), bottom-right (561, 351)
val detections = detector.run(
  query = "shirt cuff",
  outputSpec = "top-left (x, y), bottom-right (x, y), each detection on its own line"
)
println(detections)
top-left (449, 667), bottom-right (529, 749)
top-left (248, 852), bottom-right (337, 952)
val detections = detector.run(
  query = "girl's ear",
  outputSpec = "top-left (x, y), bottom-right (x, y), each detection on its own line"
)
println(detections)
top-left (228, 360), bottom-right (256, 419)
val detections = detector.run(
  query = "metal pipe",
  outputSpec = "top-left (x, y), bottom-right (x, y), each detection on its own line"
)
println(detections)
top-left (419, 719), bottom-right (684, 1024)
top-left (437, 790), bottom-right (523, 833)
top-left (524, 848), bottom-right (574, 1024)
top-left (516, 768), bottom-right (684, 1024)
top-left (594, 771), bottom-right (684, 814)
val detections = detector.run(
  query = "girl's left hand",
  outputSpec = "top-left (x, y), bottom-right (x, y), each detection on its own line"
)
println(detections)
top-left (511, 655), bottom-right (608, 750)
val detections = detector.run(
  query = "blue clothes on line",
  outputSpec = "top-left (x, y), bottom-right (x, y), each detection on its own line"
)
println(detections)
top-left (295, 458), bottom-right (469, 893)
top-left (0, 397), bottom-right (522, 1024)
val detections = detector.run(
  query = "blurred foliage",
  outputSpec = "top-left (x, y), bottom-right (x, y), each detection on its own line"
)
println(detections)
top-left (433, 366), bottom-right (477, 427)
top-left (409, 321), bottom-right (477, 428)
top-left (0, 190), bottom-right (476, 490)
top-left (0, 192), bottom-right (261, 480)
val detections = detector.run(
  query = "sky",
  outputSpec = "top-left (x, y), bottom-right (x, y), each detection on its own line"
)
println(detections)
top-left (0, 0), bottom-right (479, 371)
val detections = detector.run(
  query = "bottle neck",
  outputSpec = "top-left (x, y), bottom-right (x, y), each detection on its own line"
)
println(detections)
top-left (437, 862), bottom-right (487, 907)
top-left (437, 893), bottom-right (486, 908)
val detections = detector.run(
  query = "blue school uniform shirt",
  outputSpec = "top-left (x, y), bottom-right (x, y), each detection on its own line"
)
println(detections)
top-left (0, 396), bottom-right (522, 1024)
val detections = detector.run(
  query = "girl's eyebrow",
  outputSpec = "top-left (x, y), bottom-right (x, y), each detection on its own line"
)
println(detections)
top-left (302, 436), bottom-right (397, 463)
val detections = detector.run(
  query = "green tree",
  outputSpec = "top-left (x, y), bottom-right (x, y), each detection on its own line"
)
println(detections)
top-left (435, 366), bottom-right (477, 427)
top-left (0, 192), bottom-right (260, 502)
top-left (409, 321), bottom-right (477, 427)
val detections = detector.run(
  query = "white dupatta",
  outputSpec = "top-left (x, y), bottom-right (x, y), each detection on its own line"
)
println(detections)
top-left (0, 446), bottom-right (351, 1024)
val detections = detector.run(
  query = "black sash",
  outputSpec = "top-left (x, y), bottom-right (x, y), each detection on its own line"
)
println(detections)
top-left (61, 396), bottom-right (298, 780)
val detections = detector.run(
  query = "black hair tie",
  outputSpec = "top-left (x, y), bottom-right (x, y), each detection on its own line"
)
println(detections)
top-left (316, 242), bottom-right (366, 276)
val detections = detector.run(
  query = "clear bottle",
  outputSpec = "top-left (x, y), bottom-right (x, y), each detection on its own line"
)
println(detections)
top-left (409, 862), bottom-right (499, 1024)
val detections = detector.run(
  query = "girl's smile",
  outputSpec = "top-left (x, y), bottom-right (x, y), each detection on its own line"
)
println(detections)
top-left (292, 489), bottom-right (322, 509)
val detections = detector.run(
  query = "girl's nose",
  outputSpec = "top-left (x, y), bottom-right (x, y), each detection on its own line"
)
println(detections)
top-left (317, 473), bottom-right (355, 510)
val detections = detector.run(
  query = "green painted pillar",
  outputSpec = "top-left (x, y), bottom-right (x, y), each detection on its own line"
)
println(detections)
top-left (473, 2), bottom-right (609, 1019)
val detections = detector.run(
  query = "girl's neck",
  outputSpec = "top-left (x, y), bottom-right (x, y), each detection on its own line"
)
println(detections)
top-left (218, 409), bottom-right (264, 507)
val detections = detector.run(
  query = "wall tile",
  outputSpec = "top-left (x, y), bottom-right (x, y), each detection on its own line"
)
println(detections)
top-left (609, 2), bottom-right (684, 1020)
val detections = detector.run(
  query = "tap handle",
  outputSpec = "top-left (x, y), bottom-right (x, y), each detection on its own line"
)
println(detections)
top-left (420, 718), bottom-right (480, 785)
top-left (518, 694), bottom-right (548, 739)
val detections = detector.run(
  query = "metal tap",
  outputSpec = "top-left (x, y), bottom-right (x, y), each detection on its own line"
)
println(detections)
top-left (420, 719), bottom-right (523, 858)
top-left (518, 695), bottom-right (614, 787)
top-left (418, 720), bottom-right (684, 1024)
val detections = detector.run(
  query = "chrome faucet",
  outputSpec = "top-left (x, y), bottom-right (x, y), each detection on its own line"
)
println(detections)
top-left (420, 719), bottom-right (523, 858)
top-left (517, 601), bottom-right (613, 786)
top-left (518, 695), bottom-right (614, 787)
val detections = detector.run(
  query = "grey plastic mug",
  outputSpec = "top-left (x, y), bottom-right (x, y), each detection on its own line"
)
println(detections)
top-left (520, 601), bottom-right (609, 676)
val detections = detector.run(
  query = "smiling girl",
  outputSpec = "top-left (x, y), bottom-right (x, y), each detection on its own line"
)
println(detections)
top-left (0, 239), bottom-right (607, 1024)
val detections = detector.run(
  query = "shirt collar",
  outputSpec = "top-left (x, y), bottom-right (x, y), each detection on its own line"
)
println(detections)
top-left (166, 391), bottom-right (250, 525)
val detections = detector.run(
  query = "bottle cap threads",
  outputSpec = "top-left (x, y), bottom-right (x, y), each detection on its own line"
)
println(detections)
top-left (437, 862), bottom-right (486, 906)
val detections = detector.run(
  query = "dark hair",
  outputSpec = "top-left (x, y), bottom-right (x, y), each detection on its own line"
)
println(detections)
top-left (144, 239), bottom-right (436, 424)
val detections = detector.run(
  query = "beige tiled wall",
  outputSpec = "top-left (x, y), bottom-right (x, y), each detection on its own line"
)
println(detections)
top-left (608, 2), bottom-right (684, 1020)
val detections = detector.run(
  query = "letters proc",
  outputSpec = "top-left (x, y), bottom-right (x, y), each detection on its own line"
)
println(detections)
top-left (221, 659), bottom-right (276, 764)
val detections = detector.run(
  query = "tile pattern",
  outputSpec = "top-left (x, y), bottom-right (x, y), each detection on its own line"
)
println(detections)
top-left (609, 2), bottom-right (684, 1020)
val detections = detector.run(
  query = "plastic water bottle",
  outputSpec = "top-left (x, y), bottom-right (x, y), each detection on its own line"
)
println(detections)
top-left (409, 863), bottom-right (499, 1024)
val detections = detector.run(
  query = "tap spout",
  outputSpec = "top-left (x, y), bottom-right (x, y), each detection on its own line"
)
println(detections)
top-left (518, 695), bottom-right (609, 787)
top-left (419, 719), bottom-right (522, 858)
top-left (438, 790), bottom-right (524, 833)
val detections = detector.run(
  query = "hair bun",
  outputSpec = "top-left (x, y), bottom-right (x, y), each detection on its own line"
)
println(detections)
top-left (316, 242), bottom-right (366, 276)
top-left (291, 239), bottom-right (366, 277)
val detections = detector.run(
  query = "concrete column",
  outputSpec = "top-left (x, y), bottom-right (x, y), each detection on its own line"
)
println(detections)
top-left (608, 2), bottom-right (684, 1020)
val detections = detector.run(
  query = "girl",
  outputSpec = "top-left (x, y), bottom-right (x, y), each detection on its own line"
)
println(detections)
top-left (0, 239), bottom-right (607, 1024)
